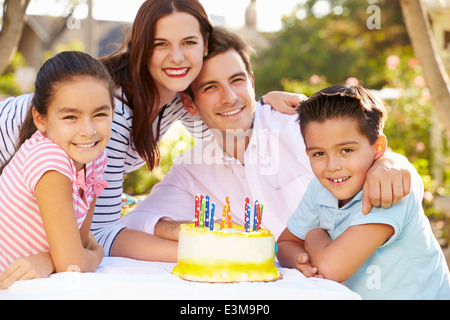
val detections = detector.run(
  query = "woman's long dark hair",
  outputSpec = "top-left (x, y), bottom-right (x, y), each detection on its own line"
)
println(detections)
top-left (0, 51), bottom-right (115, 174)
top-left (100, 0), bottom-right (212, 170)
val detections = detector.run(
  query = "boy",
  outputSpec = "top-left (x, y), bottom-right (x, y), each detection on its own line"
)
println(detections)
top-left (277, 84), bottom-right (450, 299)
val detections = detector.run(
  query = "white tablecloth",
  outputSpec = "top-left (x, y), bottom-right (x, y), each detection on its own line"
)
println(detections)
top-left (0, 257), bottom-right (360, 300)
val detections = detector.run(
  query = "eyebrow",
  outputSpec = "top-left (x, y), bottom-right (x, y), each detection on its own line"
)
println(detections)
top-left (306, 141), bottom-right (360, 152)
top-left (153, 35), bottom-right (200, 42)
top-left (196, 72), bottom-right (247, 91)
top-left (57, 105), bottom-right (111, 114)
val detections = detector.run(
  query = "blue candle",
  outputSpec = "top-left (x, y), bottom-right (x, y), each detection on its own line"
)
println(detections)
top-left (210, 202), bottom-right (216, 230)
top-left (245, 204), bottom-right (251, 232)
top-left (205, 195), bottom-right (210, 228)
top-left (253, 201), bottom-right (258, 231)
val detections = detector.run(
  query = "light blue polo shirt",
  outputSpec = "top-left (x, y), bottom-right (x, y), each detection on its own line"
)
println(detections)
top-left (287, 177), bottom-right (450, 300)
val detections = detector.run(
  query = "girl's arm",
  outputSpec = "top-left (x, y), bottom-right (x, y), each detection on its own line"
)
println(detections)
top-left (0, 252), bottom-right (54, 289)
top-left (276, 227), bottom-right (320, 278)
top-left (0, 198), bottom-right (101, 289)
top-left (305, 224), bottom-right (394, 283)
top-left (35, 170), bottom-right (103, 273)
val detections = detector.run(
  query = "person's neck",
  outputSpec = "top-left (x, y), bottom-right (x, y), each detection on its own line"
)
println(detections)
top-left (213, 128), bottom-right (253, 166)
top-left (157, 89), bottom-right (178, 112)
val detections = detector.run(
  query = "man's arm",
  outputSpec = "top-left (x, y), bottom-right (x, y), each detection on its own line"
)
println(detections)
top-left (120, 165), bottom-right (195, 240)
top-left (363, 151), bottom-right (417, 214)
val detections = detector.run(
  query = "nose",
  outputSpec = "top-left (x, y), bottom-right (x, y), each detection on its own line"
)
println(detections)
top-left (326, 155), bottom-right (343, 172)
top-left (169, 46), bottom-right (185, 64)
top-left (79, 119), bottom-right (97, 137)
top-left (220, 84), bottom-right (238, 105)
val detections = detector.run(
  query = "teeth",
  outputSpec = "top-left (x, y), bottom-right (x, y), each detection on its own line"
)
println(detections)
top-left (220, 108), bottom-right (242, 116)
top-left (165, 68), bottom-right (188, 75)
top-left (331, 177), bottom-right (349, 183)
top-left (76, 142), bottom-right (96, 148)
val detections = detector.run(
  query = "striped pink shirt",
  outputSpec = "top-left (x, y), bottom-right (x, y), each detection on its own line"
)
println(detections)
top-left (0, 131), bottom-right (108, 272)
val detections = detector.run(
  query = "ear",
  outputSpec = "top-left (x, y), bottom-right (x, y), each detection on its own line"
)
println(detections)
top-left (374, 134), bottom-right (387, 161)
top-left (180, 92), bottom-right (199, 116)
top-left (250, 71), bottom-right (255, 89)
top-left (32, 107), bottom-right (47, 134)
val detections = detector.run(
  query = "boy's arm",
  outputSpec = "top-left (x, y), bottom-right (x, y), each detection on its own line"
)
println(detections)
top-left (305, 224), bottom-right (394, 282)
top-left (277, 228), bottom-right (319, 278)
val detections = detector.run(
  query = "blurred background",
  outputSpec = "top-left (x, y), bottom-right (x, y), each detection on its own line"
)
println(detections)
top-left (0, 0), bottom-right (449, 250)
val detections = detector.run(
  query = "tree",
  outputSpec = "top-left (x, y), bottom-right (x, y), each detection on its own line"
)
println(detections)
top-left (0, 0), bottom-right (31, 76)
top-left (400, 0), bottom-right (450, 133)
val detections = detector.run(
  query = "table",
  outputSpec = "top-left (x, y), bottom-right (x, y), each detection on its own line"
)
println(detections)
top-left (0, 257), bottom-right (361, 300)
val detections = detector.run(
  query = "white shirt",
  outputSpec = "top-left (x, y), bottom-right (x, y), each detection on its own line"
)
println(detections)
top-left (121, 103), bottom-right (314, 239)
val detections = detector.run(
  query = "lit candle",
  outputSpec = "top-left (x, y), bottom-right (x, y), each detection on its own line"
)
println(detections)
top-left (220, 204), bottom-right (227, 230)
top-left (244, 197), bottom-right (249, 230)
top-left (256, 202), bottom-right (261, 231)
top-left (253, 201), bottom-right (258, 232)
top-left (205, 195), bottom-right (210, 228)
top-left (245, 204), bottom-right (251, 232)
top-left (260, 203), bottom-right (264, 226)
top-left (227, 204), bottom-right (232, 228)
top-left (195, 194), bottom-right (200, 228)
top-left (200, 197), bottom-right (206, 228)
top-left (210, 202), bottom-right (216, 231)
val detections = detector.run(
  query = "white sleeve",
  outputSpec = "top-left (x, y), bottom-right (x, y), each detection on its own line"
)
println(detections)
top-left (121, 163), bottom-right (194, 234)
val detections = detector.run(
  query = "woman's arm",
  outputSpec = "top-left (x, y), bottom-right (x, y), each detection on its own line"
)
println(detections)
top-left (262, 91), bottom-right (307, 115)
top-left (305, 224), bottom-right (394, 282)
top-left (36, 171), bottom-right (103, 273)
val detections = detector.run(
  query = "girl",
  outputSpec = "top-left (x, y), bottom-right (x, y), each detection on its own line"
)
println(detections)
top-left (0, 51), bottom-right (115, 288)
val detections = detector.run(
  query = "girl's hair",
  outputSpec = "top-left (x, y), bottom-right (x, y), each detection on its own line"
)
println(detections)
top-left (100, 0), bottom-right (212, 170)
top-left (297, 84), bottom-right (387, 145)
top-left (0, 50), bottom-right (114, 174)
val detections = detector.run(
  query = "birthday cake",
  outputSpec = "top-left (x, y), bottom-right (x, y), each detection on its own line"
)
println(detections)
top-left (172, 195), bottom-right (281, 283)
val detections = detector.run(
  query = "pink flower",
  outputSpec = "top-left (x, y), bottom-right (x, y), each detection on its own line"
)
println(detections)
top-left (423, 191), bottom-right (434, 202)
top-left (309, 74), bottom-right (321, 85)
top-left (414, 76), bottom-right (426, 88)
top-left (345, 77), bottom-right (359, 86)
top-left (408, 57), bottom-right (419, 68)
top-left (386, 55), bottom-right (400, 70)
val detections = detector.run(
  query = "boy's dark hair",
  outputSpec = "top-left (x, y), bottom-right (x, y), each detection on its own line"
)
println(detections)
top-left (184, 26), bottom-right (255, 100)
top-left (297, 84), bottom-right (387, 145)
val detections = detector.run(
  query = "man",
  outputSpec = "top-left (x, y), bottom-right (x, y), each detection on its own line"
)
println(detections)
top-left (121, 27), bottom-right (415, 249)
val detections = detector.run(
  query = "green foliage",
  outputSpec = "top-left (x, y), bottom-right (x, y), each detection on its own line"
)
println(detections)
top-left (253, 0), bottom-right (410, 96)
top-left (123, 121), bottom-right (196, 195)
top-left (0, 52), bottom-right (26, 96)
